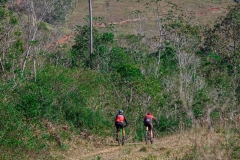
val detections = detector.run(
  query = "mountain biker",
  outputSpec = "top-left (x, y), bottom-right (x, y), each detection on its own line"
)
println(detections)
top-left (115, 109), bottom-right (128, 141)
top-left (143, 112), bottom-right (158, 142)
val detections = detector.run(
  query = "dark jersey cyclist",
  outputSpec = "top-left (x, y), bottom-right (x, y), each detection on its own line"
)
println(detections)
top-left (115, 109), bottom-right (128, 141)
top-left (143, 112), bottom-right (158, 142)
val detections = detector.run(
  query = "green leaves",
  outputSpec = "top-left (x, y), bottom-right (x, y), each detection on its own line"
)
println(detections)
top-left (116, 64), bottom-right (141, 80)
top-left (10, 16), bottom-right (17, 25)
top-left (0, 7), bottom-right (6, 19)
top-left (0, 6), bottom-right (22, 75)
top-left (71, 25), bottom-right (114, 69)
top-left (208, 52), bottom-right (221, 61)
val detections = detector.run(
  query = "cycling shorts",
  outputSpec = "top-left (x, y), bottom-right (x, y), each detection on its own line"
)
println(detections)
top-left (144, 122), bottom-right (153, 130)
top-left (115, 122), bottom-right (124, 129)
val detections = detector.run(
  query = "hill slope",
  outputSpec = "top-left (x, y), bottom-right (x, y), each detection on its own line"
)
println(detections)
top-left (62, 0), bottom-right (236, 45)
top-left (60, 131), bottom-right (193, 160)
top-left (68, 0), bottom-right (234, 27)
top-left (51, 128), bottom-right (232, 160)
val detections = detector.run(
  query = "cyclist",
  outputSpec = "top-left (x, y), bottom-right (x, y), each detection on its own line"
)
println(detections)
top-left (143, 112), bottom-right (158, 143)
top-left (115, 109), bottom-right (128, 141)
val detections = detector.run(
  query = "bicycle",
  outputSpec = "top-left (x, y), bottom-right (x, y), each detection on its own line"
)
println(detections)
top-left (145, 126), bottom-right (154, 144)
top-left (117, 125), bottom-right (127, 146)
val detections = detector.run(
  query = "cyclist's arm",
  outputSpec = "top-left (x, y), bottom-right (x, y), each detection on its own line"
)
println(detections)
top-left (124, 116), bottom-right (129, 126)
top-left (153, 117), bottom-right (159, 126)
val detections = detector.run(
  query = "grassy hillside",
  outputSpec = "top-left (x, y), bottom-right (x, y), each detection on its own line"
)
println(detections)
top-left (68, 0), bottom-right (234, 32)
top-left (62, 0), bottom-right (236, 50)
top-left (0, 0), bottom-right (239, 159)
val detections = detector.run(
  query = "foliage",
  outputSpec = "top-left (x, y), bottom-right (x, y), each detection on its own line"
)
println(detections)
top-left (199, 4), bottom-right (240, 118)
top-left (71, 25), bottom-right (114, 70)
top-left (0, 5), bottom-right (23, 78)
top-left (44, 0), bottom-right (73, 24)
top-left (14, 66), bottom-right (111, 132)
top-left (0, 82), bottom-right (52, 159)
top-left (202, 4), bottom-right (240, 78)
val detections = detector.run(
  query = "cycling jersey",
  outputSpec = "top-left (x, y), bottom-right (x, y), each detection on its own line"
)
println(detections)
top-left (115, 114), bottom-right (127, 123)
top-left (144, 114), bottom-right (155, 124)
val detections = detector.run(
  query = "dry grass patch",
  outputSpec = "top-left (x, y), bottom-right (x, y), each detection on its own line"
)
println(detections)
top-left (68, 0), bottom-right (234, 28)
top-left (181, 127), bottom-right (240, 160)
top-left (50, 127), bottom-right (240, 159)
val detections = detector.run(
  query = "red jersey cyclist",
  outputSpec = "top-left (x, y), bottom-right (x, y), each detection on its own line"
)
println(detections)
top-left (115, 109), bottom-right (128, 141)
top-left (143, 112), bottom-right (159, 143)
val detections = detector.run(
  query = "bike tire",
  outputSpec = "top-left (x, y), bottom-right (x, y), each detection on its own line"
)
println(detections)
top-left (145, 130), bottom-right (149, 144)
top-left (151, 130), bottom-right (154, 144)
top-left (118, 128), bottom-right (124, 146)
top-left (118, 137), bottom-right (121, 146)
top-left (118, 129), bottom-right (121, 146)
top-left (122, 137), bottom-right (124, 145)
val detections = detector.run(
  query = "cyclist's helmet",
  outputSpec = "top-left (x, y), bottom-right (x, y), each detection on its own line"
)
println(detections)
top-left (147, 112), bottom-right (152, 115)
top-left (118, 110), bottom-right (123, 114)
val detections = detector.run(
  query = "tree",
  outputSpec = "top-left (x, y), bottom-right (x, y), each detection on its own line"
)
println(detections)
top-left (145, 0), bottom-right (180, 77)
top-left (71, 25), bottom-right (114, 71)
top-left (0, 3), bottom-right (23, 80)
top-left (18, 0), bottom-right (74, 81)
top-left (88, 0), bottom-right (93, 69)
top-left (202, 4), bottom-right (240, 117)
top-left (164, 20), bottom-right (204, 127)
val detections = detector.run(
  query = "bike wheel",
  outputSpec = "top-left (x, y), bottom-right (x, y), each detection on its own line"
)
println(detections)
top-left (118, 129), bottom-right (122, 146)
top-left (117, 133), bottom-right (121, 146)
top-left (150, 136), bottom-right (153, 144)
top-left (145, 130), bottom-right (149, 144)
top-left (118, 138), bottom-right (121, 146)
top-left (151, 131), bottom-right (154, 144)
top-left (122, 136), bottom-right (124, 145)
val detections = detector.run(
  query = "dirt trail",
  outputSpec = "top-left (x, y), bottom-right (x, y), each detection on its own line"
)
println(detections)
top-left (79, 146), bottom-right (119, 159)
top-left (62, 131), bottom-right (194, 160)
top-left (79, 142), bottom-right (144, 159)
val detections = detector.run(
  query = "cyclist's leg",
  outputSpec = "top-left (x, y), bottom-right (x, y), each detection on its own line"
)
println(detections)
top-left (145, 123), bottom-right (150, 134)
top-left (116, 128), bottom-right (119, 141)
top-left (145, 123), bottom-right (150, 142)
top-left (146, 125), bottom-right (149, 140)
top-left (115, 123), bottom-right (120, 141)
top-left (149, 123), bottom-right (153, 140)
top-left (121, 123), bottom-right (125, 138)
top-left (144, 122), bottom-right (149, 132)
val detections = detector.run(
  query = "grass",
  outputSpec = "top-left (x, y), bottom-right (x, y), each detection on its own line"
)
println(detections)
top-left (64, 0), bottom-right (236, 45)
top-left (68, 0), bottom-right (234, 27)
top-left (42, 121), bottom-right (240, 159)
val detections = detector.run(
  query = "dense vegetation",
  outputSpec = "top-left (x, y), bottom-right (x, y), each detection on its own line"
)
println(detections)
top-left (0, 0), bottom-right (239, 159)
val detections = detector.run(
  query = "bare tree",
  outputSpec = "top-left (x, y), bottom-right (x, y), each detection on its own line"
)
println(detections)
top-left (167, 25), bottom-right (203, 127)
top-left (20, 0), bottom-right (73, 81)
top-left (145, 0), bottom-right (179, 77)
top-left (89, 0), bottom-right (93, 69)
top-left (0, 3), bottom-right (22, 80)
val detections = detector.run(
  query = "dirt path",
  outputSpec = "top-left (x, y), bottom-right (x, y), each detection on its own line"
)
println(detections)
top-left (61, 131), bottom-right (194, 160)
top-left (79, 142), bottom-right (144, 159)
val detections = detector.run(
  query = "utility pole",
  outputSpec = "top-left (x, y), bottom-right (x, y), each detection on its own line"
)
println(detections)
top-left (89, 0), bottom-right (93, 69)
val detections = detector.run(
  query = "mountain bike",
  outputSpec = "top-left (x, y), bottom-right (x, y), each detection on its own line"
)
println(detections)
top-left (145, 126), bottom-right (154, 144)
top-left (117, 125), bottom-right (127, 146)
